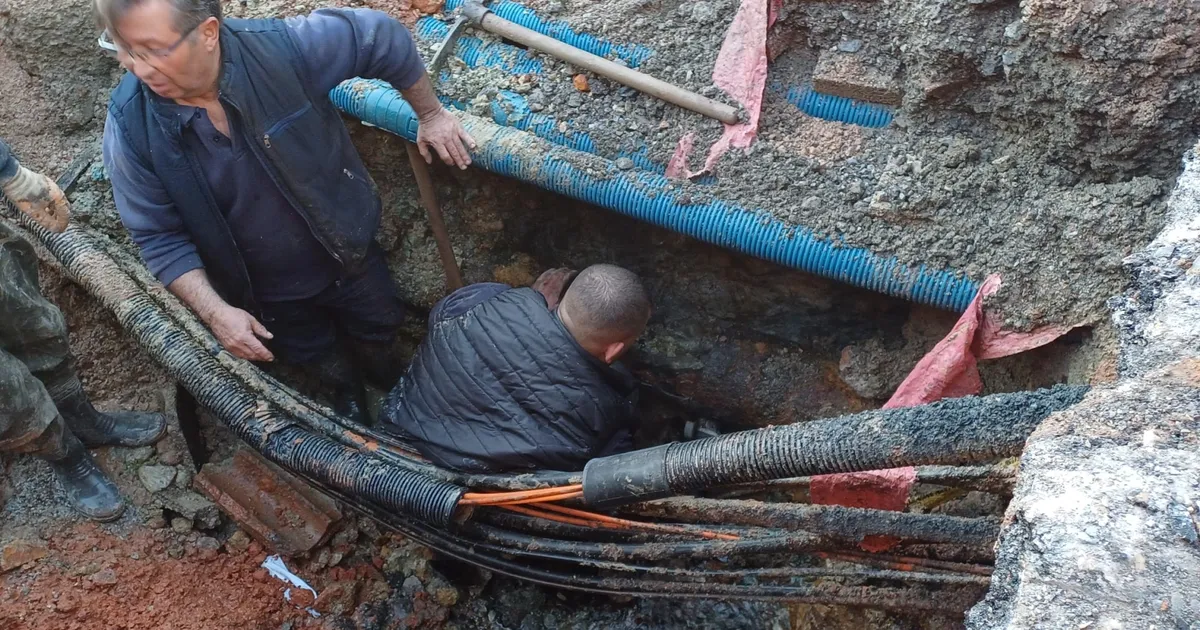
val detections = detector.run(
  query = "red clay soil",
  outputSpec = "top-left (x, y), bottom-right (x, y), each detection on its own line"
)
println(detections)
top-left (0, 523), bottom-right (322, 630)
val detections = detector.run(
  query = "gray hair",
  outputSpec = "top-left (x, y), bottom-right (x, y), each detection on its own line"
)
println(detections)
top-left (561, 264), bottom-right (652, 343)
top-left (96, 0), bottom-right (221, 36)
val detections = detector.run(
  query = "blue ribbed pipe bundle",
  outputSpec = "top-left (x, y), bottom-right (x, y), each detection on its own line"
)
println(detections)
top-left (786, 85), bottom-right (895, 128)
top-left (331, 79), bottom-right (978, 311)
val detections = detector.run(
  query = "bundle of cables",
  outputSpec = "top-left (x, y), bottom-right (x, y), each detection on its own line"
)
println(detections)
top-left (4, 198), bottom-right (1087, 616)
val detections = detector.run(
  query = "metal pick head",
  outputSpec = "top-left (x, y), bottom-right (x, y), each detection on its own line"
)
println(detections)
top-left (428, 15), bottom-right (470, 84)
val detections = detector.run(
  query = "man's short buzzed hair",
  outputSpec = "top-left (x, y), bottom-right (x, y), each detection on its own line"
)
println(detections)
top-left (96, 0), bottom-right (221, 36)
top-left (561, 264), bottom-right (652, 343)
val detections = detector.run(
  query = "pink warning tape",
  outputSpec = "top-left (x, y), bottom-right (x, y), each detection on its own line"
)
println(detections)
top-left (666, 0), bottom-right (770, 179)
top-left (811, 274), bottom-right (1077, 552)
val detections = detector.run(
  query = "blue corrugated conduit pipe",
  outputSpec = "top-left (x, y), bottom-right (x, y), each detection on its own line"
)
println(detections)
top-left (785, 84), bottom-right (895, 128)
top-left (444, 0), bottom-right (654, 68)
top-left (417, 19), bottom-right (680, 175)
top-left (331, 79), bottom-right (979, 310)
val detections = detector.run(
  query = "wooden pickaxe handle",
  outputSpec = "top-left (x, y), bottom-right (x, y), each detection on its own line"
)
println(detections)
top-left (404, 141), bottom-right (464, 292)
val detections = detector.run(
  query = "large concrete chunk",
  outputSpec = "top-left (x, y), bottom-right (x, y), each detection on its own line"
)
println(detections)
top-left (969, 142), bottom-right (1200, 629)
top-left (812, 50), bottom-right (903, 106)
top-left (195, 449), bottom-right (341, 556)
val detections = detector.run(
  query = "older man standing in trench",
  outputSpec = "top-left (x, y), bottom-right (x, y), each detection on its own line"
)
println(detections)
top-left (98, 0), bottom-right (476, 421)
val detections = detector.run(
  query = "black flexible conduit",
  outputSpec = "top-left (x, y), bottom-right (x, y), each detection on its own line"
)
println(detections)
top-left (90, 224), bottom-right (581, 490)
top-left (4, 211), bottom-right (463, 526)
top-left (582, 385), bottom-right (1089, 507)
top-left (4, 206), bottom-right (1067, 613)
top-left (313, 478), bottom-right (987, 616)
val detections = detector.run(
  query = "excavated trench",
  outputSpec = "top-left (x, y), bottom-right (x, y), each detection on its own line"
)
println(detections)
top-left (1, 0), bottom-right (1198, 629)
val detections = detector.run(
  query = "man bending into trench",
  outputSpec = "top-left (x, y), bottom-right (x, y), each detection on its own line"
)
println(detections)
top-left (381, 265), bottom-right (652, 473)
top-left (98, 0), bottom-right (476, 422)
top-left (0, 139), bottom-right (166, 521)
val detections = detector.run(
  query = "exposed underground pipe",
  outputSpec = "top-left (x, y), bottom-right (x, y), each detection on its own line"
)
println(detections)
top-left (330, 79), bottom-right (980, 310)
top-left (4, 201), bottom-right (1000, 613)
top-left (626, 497), bottom-right (1001, 546)
top-left (2, 208), bottom-right (465, 526)
top-left (580, 385), bottom-right (1088, 508)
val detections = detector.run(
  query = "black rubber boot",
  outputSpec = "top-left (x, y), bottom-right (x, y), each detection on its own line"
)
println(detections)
top-left (55, 389), bottom-right (167, 448)
top-left (334, 383), bottom-right (371, 426)
top-left (45, 429), bottom-right (125, 522)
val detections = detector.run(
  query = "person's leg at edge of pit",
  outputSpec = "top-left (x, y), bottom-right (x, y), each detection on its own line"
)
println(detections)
top-left (257, 245), bottom-right (406, 426)
top-left (0, 140), bottom-right (167, 520)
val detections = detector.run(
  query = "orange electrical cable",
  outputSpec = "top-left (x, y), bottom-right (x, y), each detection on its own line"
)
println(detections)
top-left (483, 490), bottom-right (585, 506)
top-left (459, 485), bottom-right (581, 505)
top-left (459, 484), bottom-right (583, 505)
top-left (501, 504), bottom-right (739, 541)
top-left (535, 503), bottom-right (740, 541)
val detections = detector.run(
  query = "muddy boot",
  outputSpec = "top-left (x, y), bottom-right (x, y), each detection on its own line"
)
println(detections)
top-left (45, 429), bottom-right (125, 522)
top-left (334, 383), bottom-right (371, 426)
top-left (55, 389), bottom-right (167, 448)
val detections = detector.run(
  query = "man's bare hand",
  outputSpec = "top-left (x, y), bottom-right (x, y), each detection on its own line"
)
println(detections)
top-left (416, 108), bottom-right (476, 170)
top-left (206, 305), bottom-right (275, 362)
top-left (2, 166), bottom-right (70, 233)
top-left (533, 267), bottom-right (578, 310)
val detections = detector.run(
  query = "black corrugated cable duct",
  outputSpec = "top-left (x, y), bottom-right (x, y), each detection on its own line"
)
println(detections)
top-left (582, 385), bottom-right (1089, 508)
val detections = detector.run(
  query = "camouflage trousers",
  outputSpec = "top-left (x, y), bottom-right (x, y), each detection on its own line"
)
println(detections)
top-left (0, 219), bottom-right (79, 459)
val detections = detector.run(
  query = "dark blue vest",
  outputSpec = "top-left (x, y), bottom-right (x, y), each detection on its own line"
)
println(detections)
top-left (383, 288), bottom-right (638, 473)
top-left (106, 18), bottom-right (380, 311)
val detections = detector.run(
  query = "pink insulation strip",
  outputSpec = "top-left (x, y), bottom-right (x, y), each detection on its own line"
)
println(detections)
top-left (665, 0), bottom-right (770, 179)
top-left (810, 275), bottom-right (1076, 552)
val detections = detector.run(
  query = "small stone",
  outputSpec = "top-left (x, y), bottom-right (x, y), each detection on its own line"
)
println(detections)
top-left (171, 517), bottom-right (193, 534)
top-left (161, 491), bottom-right (220, 530)
top-left (528, 102), bottom-right (545, 112)
top-left (331, 523), bottom-right (359, 548)
top-left (145, 508), bottom-right (168, 529)
top-left (1004, 20), bottom-right (1026, 40)
top-left (545, 0), bottom-right (563, 13)
top-left (572, 74), bottom-right (589, 92)
top-left (801, 196), bottom-right (821, 210)
top-left (310, 547), bottom-right (332, 571)
top-left (195, 536), bottom-right (221, 554)
top-left (837, 39), bottom-right (863, 53)
top-left (615, 157), bottom-right (635, 170)
top-left (166, 541), bottom-right (184, 559)
top-left (54, 593), bottom-right (78, 613)
top-left (90, 568), bottom-right (118, 585)
top-left (156, 443), bottom-right (183, 466)
top-left (402, 575), bottom-right (424, 596)
top-left (590, 80), bottom-right (608, 96)
top-left (225, 530), bottom-right (252, 554)
top-left (123, 446), bottom-right (155, 464)
top-left (175, 465), bottom-right (193, 490)
top-left (690, 1), bottom-right (717, 23)
top-left (138, 464), bottom-right (176, 493)
top-left (1, 539), bottom-right (49, 572)
top-left (566, 94), bottom-right (582, 108)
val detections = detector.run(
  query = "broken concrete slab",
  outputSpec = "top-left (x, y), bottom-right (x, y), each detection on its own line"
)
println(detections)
top-left (195, 449), bottom-right (341, 556)
top-left (812, 49), bottom-right (903, 106)
top-left (968, 141), bottom-right (1200, 630)
top-left (158, 489), bottom-right (221, 530)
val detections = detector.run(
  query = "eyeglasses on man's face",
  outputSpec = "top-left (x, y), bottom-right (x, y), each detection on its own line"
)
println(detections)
top-left (97, 21), bottom-right (200, 63)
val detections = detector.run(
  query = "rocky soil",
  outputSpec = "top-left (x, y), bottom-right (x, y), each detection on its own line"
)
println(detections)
top-left (429, 0), bottom-right (1200, 331)
top-left (1, 0), bottom-right (1195, 628)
